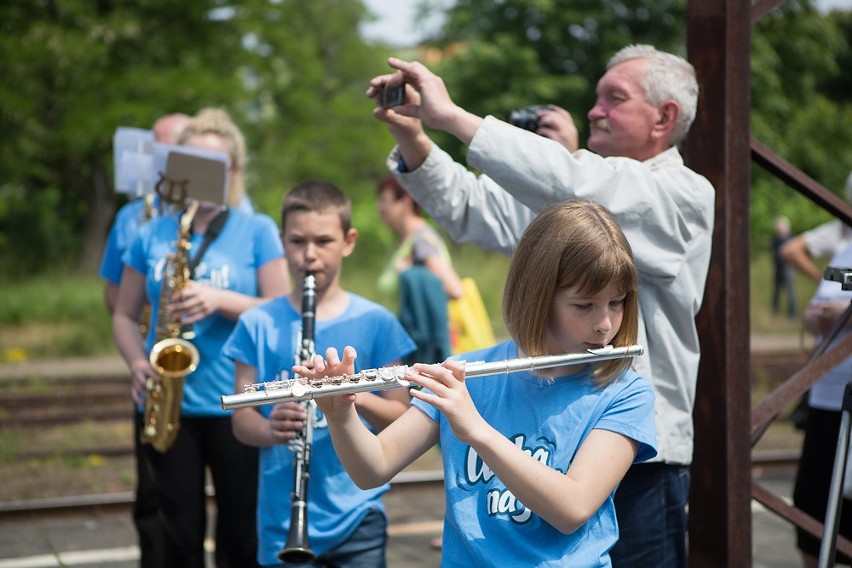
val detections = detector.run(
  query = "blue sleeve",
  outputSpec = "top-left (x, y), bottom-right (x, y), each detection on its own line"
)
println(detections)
top-left (123, 229), bottom-right (148, 276)
top-left (596, 375), bottom-right (657, 463)
top-left (253, 213), bottom-right (285, 267)
top-left (222, 314), bottom-right (259, 368)
top-left (372, 310), bottom-right (416, 367)
top-left (410, 396), bottom-right (440, 423)
top-left (101, 201), bottom-right (146, 284)
top-left (99, 219), bottom-right (125, 284)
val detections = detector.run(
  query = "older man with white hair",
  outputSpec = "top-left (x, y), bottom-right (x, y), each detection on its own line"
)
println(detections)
top-left (367, 44), bottom-right (715, 567)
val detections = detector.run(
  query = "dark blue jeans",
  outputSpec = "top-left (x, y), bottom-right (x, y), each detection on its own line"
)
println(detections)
top-left (278, 508), bottom-right (387, 568)
top-left (610, 463), bottom-right (690, 568)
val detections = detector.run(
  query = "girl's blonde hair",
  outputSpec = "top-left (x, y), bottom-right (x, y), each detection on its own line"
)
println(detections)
top-left (503, 200), bottom-right (639, 385)
top-left (177, 107), bottom-right (247, 208)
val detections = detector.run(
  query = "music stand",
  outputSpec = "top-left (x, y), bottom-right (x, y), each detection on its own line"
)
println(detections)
top-left (817, 266), bottom-right (852, 568)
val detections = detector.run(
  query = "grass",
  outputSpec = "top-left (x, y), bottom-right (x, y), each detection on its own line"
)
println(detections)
top-left (0, 240), bottom-right (511, 363)
top-left (0, 249), bottom-right (808, 363)
top-left (0, 273), bottom-right (113, 361)
top-left (749, 251), bottom-right (821, 337)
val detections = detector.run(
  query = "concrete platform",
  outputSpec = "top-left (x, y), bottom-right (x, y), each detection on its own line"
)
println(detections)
top-left (0, 466), bottom-right (805, 568)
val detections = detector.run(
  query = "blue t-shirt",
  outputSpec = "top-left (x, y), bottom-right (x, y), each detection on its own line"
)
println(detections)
top-left (100, 195), bottom-right (255, 285)
top-left (411, 340), bottom-right (656, 568)
top-left (807, 243), bottom-right (852, 411)
top-left (222, 294), bottom-right (416, 564)
top-left (124, 207), bottom-right (283, 416)
top-left (100, 199), bottom-right (152, 285)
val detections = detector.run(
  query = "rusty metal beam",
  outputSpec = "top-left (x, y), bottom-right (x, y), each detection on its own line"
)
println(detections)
top-left (751, 334), bottom-right (852, 443)
top-left (751, 0), bottom-right (787, 23)
top-left (751, 138), bottom-right (852, 225)
top-left (752, 482), bottom-right (852, 558)
top-left (685, 0), bottom-right (753, 565)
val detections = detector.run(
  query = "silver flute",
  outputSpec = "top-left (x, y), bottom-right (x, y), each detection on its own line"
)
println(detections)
top-left (221, 344), bottom-right (644, 411)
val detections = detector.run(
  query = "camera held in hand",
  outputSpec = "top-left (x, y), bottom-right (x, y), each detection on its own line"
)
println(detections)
top-left (508, 105), bottom-right (547, 132)
top-left (381, 83), bottom-right (406, 109)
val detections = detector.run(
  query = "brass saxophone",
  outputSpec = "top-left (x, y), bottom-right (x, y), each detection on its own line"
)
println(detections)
top-left (141, 200), bottom-right (201, 453)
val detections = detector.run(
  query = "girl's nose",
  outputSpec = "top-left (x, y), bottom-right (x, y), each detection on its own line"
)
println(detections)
top-left (595, 313), bottom-right (612, 334)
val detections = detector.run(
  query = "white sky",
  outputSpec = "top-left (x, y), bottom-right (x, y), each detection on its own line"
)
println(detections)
top-left (360, 0), bottom-right (850, 48)
top-left (360, 0), bottom-right (449, 47)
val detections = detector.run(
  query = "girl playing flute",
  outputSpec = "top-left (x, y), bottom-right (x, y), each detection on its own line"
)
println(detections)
top-left (297, 200), bottom-right (656, 567)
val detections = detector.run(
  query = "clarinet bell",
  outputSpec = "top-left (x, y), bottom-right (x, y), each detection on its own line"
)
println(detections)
top-left (277, 501), bottom-right (316, 564)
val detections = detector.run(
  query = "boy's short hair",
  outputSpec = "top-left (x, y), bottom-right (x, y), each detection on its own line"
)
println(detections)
top-left (281, 180), bottom-right (352, 233)
top-left (503, 200), bottom-right (639, 385)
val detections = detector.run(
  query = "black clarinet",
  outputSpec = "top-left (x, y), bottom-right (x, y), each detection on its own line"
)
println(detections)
top-left (278, 273), bottom-right (318, 563)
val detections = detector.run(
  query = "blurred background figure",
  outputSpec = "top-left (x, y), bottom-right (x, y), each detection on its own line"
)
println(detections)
top-left (791, 246), bottom-right (852, 568)
top-left (99, 111), bottom-right (190, 568)
top-left (772, 215), bottom-right (797, 319)
top-left (153, 113), bottom-right (192, 147)
top-left (780, 174), bottom-right (852, 432)
top-left (376, 175), bottom-right (462, 365)
top-left (112, 108), bottom-right (290, 567)
top-left (101, 113), bottom-right (191, 311)
top-left (780, 172), bottom-right (852, 285)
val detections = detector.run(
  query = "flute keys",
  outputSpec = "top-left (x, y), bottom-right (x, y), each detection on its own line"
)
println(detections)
top-left (291, 382), bottom-right (307, 398)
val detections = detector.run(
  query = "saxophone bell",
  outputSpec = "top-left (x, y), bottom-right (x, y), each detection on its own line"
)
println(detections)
top-left (149, 337), bottom-right (200, 378)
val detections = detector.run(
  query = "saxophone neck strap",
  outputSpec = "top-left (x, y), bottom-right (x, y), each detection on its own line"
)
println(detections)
top-left (188, 206), bottom-right (229, 277)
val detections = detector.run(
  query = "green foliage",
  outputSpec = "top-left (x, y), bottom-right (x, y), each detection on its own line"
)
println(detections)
top-left (1, 0), bottom-right (851, 358)
top-left (424, 0), bottom-right (686, 160)
top-left (0, 0), bottom-right (398, 275)
top-left (0, 186), bottom-right (80, 278)
top-left (750, 1), bottom-right (852, 242)
top-left (0, 0), bottom-right (246, 274)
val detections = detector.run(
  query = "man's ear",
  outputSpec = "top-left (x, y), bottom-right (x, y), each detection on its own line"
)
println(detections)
top-left (342, 228), bottom-right (358, 257)
top-left (653, 100), bottom-right (679, 137)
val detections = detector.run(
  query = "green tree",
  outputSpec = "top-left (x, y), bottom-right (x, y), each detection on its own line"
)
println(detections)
top-left (229, 0), bottom-right (399, 259)
top-left (0, 0), bottom-right (399, 279)
top-left (0, 0), bottom-right (245, 278)
top-left (420, 0), bottom-right (687, 159)
top-left (751, 0), bottom-right (852, 244)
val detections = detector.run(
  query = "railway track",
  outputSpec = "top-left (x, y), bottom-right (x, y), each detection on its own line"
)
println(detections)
top-left (0, 471), bottom-right (446, 524)
top-left (0, 349), bottom-right (809, 522)
top-left (0, 350), bottom-right (809, 428)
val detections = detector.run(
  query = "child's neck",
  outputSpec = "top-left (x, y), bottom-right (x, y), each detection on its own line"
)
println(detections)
top-left (400, 215), bottom-right (427, 238)
top-left (290, 281), bottom-right (348, 321)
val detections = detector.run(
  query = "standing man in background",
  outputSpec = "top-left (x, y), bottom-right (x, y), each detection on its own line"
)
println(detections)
top-left (99, 112), bottom-right (189, 567)
top-left (102, 113), bottom-right (190, 310)
top-left (368, 44), bottom-right (715, 567)
top-left (772, 215), bottom-right (797, 319)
